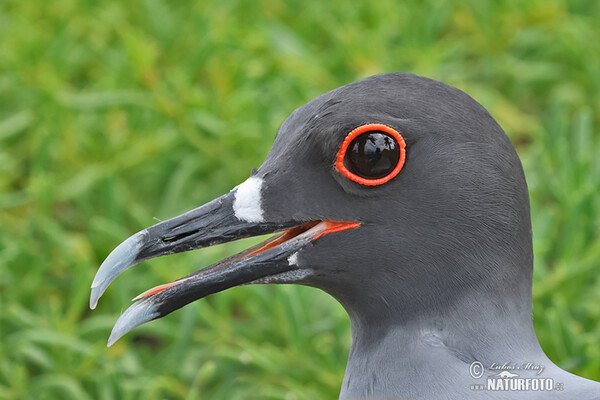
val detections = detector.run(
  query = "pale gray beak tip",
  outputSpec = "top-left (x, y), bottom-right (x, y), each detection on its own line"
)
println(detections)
top-left (89, 231), bottom-right (147, 309)
top-left (89, 290), bottom-right (99, 310)
top-left (106, 299), bottom-right (160, 347)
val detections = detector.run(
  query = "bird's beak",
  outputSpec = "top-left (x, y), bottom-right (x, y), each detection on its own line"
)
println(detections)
top-left (90, 187), bottom-right (359, 346)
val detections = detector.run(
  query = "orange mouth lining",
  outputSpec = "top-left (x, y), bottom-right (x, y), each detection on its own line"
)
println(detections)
top-left (132, 220), bottom-right (360, 301)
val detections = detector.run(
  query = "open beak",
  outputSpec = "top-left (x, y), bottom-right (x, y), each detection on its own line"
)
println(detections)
top-left (90, 188), bottom-right (359, 346)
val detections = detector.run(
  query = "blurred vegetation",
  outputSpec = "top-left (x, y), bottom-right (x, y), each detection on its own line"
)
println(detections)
top-left (1, 0), bottom-right (599, 398)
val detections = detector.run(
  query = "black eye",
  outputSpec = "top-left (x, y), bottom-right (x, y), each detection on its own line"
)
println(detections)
top-left (345, 131), bottom-right (400, 179)
top-left (336, 124), bottom-right (406, 186)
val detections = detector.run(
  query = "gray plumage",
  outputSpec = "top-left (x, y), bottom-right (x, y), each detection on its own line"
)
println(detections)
top-left (258, 73), bottom-right (599, 399)
top-left (92, 73), bottom-right (600, 399)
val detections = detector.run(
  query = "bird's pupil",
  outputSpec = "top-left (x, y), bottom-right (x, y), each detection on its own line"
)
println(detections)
top-left (345, 131), bottom-right (400, 179)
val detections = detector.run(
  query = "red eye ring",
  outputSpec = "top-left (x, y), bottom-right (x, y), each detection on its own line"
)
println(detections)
top-left (336, 123), bottom-right (406, 186)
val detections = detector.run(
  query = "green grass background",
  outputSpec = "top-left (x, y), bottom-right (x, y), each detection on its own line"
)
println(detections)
top-left (1, 0), bottom-right (599, 398)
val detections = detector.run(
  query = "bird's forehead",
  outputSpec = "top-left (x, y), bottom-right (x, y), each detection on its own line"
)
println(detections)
top-left (262, 72), bottom-right (500, 172)
top-left (268, 86), bottom-right (397, 163)
top-left (271, 74), bottom-right (434, 148)
top-left (264, 96), bottom-right (343, 165)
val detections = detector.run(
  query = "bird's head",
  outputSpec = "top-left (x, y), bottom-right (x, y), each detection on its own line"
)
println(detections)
top-left (90, 73), bottom-right (532, 345)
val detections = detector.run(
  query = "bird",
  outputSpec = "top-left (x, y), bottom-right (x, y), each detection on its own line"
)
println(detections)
top-left (90, 73), bottom-right (600, 399)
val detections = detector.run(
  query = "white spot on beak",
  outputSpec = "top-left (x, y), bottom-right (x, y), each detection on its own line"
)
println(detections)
top-left (287, 252), bottom-right (299, 266)
top-left (233, 176), bottom-right (264, 222)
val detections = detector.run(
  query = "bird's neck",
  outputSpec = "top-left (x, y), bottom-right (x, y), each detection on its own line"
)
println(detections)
top-left (339, 287), bottom-right (549, 399)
